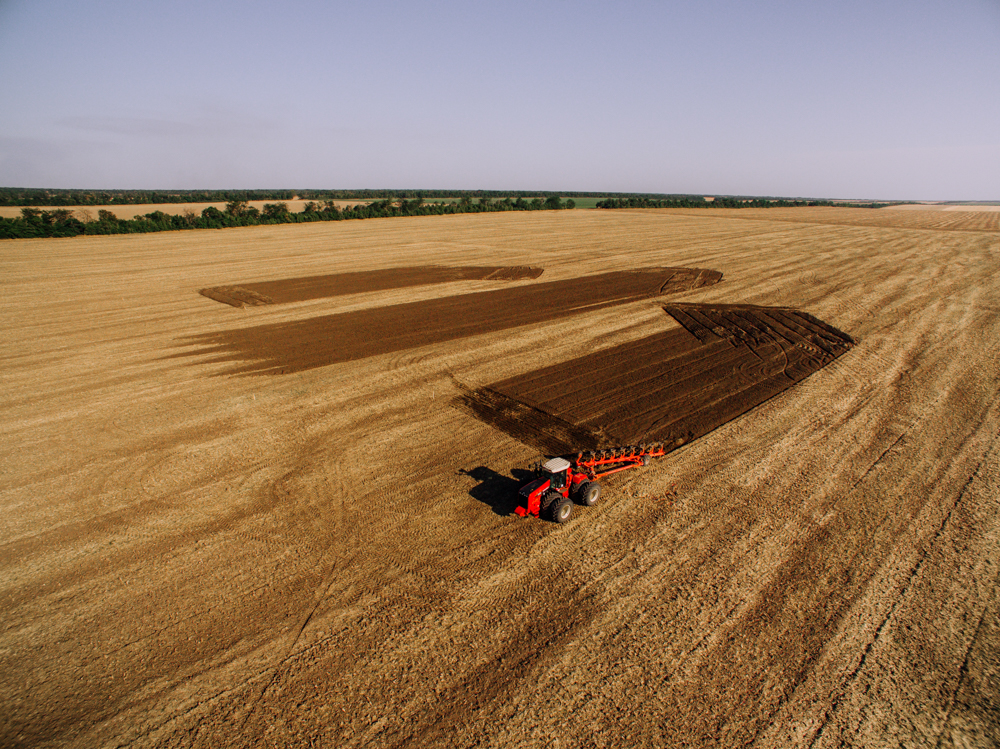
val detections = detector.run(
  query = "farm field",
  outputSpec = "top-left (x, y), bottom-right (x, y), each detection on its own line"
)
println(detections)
top-left (2, 207), bottom-right (999, 747)
top-left (0, 199), bottom-right (368, 221)
top-left (410, 196), bottom-right (605, 208)
top-left (884, 203), bottom-right (1000, 212)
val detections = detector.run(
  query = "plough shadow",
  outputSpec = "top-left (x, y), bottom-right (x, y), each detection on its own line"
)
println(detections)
top-left (460, 466), bottom-right (539, 517)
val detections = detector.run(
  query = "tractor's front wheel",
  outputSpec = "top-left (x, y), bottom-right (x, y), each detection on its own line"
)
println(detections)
top-left (548, 495), bottom-right (573, 523)
top-left (540, 489), bottom-right (560, 516)
top-left (576, 481), bottom-right (602, 507)
top-left (541, 490), bottom-right (572, 523)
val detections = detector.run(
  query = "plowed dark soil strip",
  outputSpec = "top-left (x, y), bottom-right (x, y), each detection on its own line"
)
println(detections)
top-left (199, 265), bottom-right (545, 307)
top-left (454, 383), bottom-right (607, 455)
top-left (465, 305), bottom-right (854, 455)
top-left (180, 268), bottom-right (722, 374)
top-left (517, 335), bottom-right (737, 422)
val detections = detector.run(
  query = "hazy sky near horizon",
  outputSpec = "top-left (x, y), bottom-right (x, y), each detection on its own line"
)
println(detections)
top-left (1, 0), bottom-right (997, 200)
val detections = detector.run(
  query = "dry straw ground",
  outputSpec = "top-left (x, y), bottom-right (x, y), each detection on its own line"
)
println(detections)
top-left (2, 207), bottom-right (998, 747)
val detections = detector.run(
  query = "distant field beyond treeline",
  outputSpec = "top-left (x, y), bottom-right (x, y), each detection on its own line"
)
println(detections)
top-left (0, 187), bottom-right (920, 240)
top-left (0, 194), bottom-right (580, 239)
top-left (0, 200), bottom-right (368, 220)
top-left (0, 188), bottom-right (698, 208)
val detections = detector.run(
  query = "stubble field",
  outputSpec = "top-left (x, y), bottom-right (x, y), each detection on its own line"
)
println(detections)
top-left (2, 207), bottom-right (998, 747)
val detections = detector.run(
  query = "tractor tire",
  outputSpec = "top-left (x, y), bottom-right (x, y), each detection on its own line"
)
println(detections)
top-left (539, 489), bottom-right (563, 518)
top-left (576, 481), bottom-right (602, 507)
top-left (546, 495), bottom-right (573, 524)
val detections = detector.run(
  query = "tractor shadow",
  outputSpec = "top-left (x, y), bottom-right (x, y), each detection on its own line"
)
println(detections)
top-left (461, 466), bottom-right (539, 517)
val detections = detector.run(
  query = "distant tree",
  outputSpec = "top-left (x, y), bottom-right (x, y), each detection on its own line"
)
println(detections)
top-left (544, 196), bottom-right (563, 210)
top-left (129, 211), bottom-right (175, 232)
top-left (98, 209), bottom-right (118, 222)
top-left (226, 200), bottom-right (249, 216)
top-left (262, 202), bottom-right (289, 220)
top-left (565, 199), bottom-right (576, 209)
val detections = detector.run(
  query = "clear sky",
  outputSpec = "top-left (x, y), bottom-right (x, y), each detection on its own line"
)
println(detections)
top-left (1, 0), bottom-right (997, 200)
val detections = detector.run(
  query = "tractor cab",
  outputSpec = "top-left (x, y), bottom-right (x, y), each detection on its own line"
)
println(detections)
top-left (543, 457), bottom-right (571, 490)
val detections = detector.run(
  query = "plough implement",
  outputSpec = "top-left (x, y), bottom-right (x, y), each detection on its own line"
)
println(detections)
top-left (515, 443), bottom-right (668, 523)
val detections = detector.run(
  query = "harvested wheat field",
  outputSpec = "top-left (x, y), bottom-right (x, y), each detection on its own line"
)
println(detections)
top-left (2, 207), bottom-right (999, 748)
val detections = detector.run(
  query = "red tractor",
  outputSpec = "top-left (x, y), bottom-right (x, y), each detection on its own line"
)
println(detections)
top-left (515, 444), bottom-right (667, 523)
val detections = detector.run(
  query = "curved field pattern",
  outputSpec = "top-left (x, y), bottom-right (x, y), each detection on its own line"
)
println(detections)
top-left (2, 208), bottom-right (998, 749)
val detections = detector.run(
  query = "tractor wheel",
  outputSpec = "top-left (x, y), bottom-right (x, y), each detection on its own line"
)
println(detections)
top-left (576, 481), bottom-right (602, 507)
top-left (539, 489), bottom-right (563, 518)
top-left (546, 495), bottom-right (573, 524)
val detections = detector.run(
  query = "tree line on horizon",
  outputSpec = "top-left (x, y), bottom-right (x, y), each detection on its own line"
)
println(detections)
top-left (0, 191), bottom-right (906, 239)
top-left (0, 187), bottom-right (679, 207)
top-left (0, 195), bottom-right (575, 239)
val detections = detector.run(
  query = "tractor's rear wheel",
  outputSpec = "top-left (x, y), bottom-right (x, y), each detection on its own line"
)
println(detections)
top-left (576, 481), bottom-right (602, 507)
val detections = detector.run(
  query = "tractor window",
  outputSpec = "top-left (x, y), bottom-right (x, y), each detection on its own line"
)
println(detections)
top-left (548, 470), bottom-right (567, 489)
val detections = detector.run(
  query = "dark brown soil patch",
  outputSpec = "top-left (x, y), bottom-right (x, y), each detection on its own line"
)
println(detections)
top-left (455, 382), bottom-right (609, 456)
top-left (179, 267), bottom-right (722, 374)
top-left (200, 286), bottom-right (276, 307)
top-left (199, 265), bottom-right (545, 307)
top-left (461, 304), bottom-right (854, 455)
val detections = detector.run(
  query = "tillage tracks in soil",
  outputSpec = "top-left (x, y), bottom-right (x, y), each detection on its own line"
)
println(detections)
top-left (199, 265), bottom-right (545, 308)
top-left (182, 266), bottom-right (721, 374)
top-left (187, 264), bottom-right (852, 459)
top-left (459, 304), bottom-right (854, 455)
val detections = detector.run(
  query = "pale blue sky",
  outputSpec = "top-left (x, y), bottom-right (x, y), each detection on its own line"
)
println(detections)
top-left (1, 0), bottom-right (998, 199)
